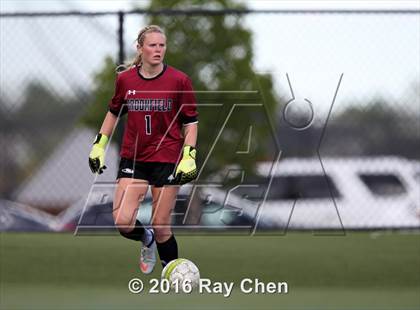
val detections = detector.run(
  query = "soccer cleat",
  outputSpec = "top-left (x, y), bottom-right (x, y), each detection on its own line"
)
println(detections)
top-left (139, 229), bottom-right (157, 274)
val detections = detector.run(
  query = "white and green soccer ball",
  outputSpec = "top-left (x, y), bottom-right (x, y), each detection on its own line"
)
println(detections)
top-left (161, 258), bottom-right (200, 291)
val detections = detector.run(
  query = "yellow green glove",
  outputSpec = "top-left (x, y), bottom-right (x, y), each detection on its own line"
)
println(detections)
top-left (174, 145), bottom-right (197, 185)
top-left (89, 133), bottom-right (108, 174)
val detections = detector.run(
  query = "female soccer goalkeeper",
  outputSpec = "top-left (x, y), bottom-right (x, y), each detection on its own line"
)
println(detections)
top-left (88, 25), bottom-right (198, 274)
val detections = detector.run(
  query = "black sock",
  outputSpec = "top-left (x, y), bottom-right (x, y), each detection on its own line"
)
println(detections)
top-left (156, 234), bottom-right (178, 267)
top-left (119, 220), bottom-right (145, 241)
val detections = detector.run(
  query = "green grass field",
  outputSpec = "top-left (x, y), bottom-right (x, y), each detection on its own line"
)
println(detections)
top-left (1, 231), bottom-right (419, 309)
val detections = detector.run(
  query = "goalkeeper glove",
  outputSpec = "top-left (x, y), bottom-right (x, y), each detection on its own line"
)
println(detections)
top-left (89, 133), bottom-right (108, 174)
top-left (173, 145), bottom-right (198, 185)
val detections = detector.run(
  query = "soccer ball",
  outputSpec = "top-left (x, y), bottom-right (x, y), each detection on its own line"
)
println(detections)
top-left (161, 258), bottom-right (200, 291)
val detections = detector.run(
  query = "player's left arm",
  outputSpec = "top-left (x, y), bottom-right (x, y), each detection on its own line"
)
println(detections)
top-left (174, 123), bottom-right (198, 185)
top-left (183, 122), bottom-right (197, 147)
top-left (174, 76), bottom-right (199, 185)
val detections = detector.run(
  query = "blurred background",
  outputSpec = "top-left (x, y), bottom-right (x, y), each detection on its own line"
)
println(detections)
top-left (0, 1), bottom-right (419, 309)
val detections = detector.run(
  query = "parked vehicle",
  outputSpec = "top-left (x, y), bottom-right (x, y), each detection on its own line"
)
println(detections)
top-left (199, 156), bottom-right (420, 229)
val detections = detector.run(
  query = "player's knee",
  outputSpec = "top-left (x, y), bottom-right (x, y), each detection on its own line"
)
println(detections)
top-left (152, 215), bottom-right (170, 229)
top-left (117, 223), bottom-right (133, 234)
top-left (154, 228), bottom-right (172, 243)
top-left (117, 225), bottom-right (133, 234)
top-left (152, 219), bottom-right (172, 242)
top-left (113, 215), bottom-right (133, 234)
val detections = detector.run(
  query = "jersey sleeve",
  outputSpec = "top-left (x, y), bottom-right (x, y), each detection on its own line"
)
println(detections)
top-left (179, 76), bottom-right (198, 125)
top-left (108, 74), bottom-right (127, 116)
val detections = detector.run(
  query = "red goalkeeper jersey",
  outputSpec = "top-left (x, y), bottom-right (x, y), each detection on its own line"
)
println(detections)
top-left (108, 64), bottom-right (198, 163)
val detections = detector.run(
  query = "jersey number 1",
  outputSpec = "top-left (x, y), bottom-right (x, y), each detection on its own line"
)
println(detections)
top-left (145, 115), bottom-right (152, 135)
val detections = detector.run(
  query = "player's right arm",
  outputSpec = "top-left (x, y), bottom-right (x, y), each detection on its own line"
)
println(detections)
top-left (99, 111), bottom-right (118, 138)
top-left (89, 112), bottom-right (118, 174)
top-left (89, 72), bottom-right (124, 174)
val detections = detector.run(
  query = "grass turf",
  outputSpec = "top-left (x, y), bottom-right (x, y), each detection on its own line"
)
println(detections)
top-left (1, 231), bottom-right (419, 309)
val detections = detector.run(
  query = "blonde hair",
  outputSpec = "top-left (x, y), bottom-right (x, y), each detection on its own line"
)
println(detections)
top-left (116, 25), bottom-right (165, 72)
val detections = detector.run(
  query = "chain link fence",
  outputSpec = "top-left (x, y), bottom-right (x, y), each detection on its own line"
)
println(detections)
top-left (0, 9), bottom-right (419, 231)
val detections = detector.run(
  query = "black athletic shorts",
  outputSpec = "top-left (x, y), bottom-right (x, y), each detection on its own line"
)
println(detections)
top-left (117, 158), bottom-right (176, 187)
